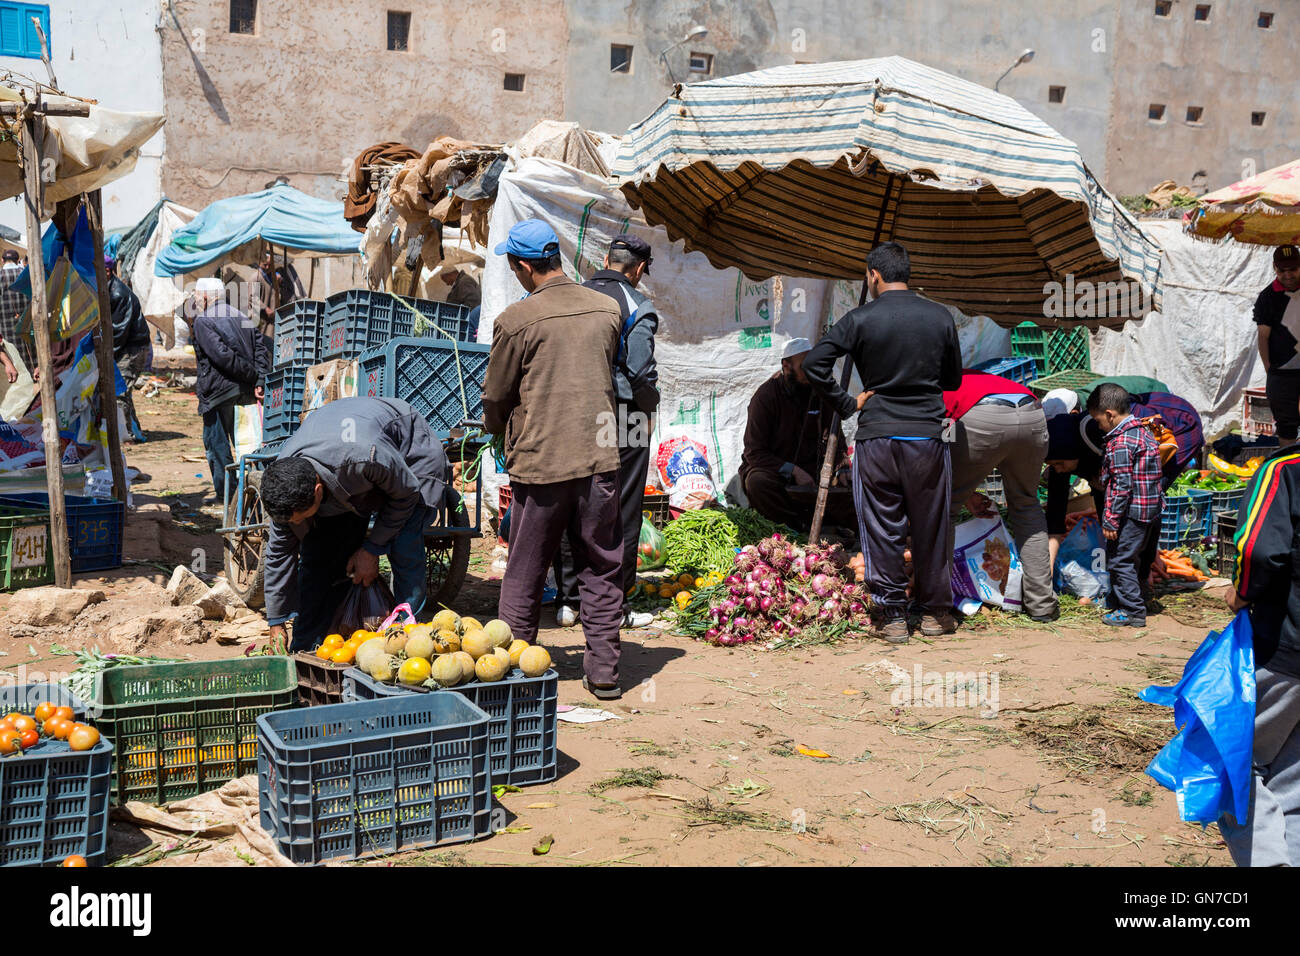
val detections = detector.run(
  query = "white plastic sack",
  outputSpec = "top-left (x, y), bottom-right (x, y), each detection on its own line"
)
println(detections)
top-left (951, 515), bottom-right (1023, 611)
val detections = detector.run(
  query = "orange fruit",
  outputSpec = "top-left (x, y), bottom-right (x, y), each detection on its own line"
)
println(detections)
top-left (315, 645), bottom-right (333, 660)
top-left (658, 585), bottom-right (673, 599)
top-left (330, 645), bottom-right (356, 665)
top-left (350, 629), bottom-right (370, 643)
top-left (322, 634), bottom-right (345, 648)
top-left (678, 573), bottom-right (694, 587)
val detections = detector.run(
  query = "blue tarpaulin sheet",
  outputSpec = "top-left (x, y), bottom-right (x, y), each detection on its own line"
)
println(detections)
top-left (153, 184), bottom-right (359, 277)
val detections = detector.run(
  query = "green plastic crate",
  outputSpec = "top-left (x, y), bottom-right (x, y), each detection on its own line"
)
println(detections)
top-left (1011, 322), bottom-right (1092, 376)
top-left (92, 657), bottom-right (298, 805)
top-left (1029, 369), bottom-right (1102, 398)
top-left (0, 511), bottom-right (54, 591)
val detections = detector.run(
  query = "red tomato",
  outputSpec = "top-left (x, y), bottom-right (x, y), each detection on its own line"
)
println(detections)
top-left (18, 729), bottom-right (38, 749)
top-left (52, 706), bottom-right (74, 722)
top-left (62, 855), bottom-right (88, 867)
top-left (33, 702), bottom-right (54, 723)
top-left (0, 718), bottom-right (13, 733)
top-left (0, 729), bottom-right (21, 755)
top-left (50, 719), bottom-right (73, 741)
top-left (3, 712), bottom-right (21, 724)
top-left (68, 724), bottom-right (100, 752)
top-left (10, 715), bottom-right (36, 735)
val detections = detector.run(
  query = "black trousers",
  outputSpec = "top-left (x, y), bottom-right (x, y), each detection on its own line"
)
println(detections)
top-left (553, 421), bottom-right (650, 609)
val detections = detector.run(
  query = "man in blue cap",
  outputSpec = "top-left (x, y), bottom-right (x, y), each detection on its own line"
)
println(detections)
top-left (483, 219), bottom-right (628, 699)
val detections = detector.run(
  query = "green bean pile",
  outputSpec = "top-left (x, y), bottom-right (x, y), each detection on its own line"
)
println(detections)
top-left (662, 507), bottom-right (796, 575)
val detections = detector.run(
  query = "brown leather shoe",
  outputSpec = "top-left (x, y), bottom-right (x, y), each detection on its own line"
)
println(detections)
top-left (869, 613), bottom-right (910, 644)
top-left (919, 611), bottom-right (957, 636)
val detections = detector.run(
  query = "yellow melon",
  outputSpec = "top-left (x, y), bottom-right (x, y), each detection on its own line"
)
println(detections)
top-left (450, 651), bottom-right (475, 684)
top-left (519, 645), bottom-right (551, 678)
top-left (475, 653), bottom-right (508, 683)
top-left (405, 631), bottom-right (436, 661)
top-left (430, 608), bottom-right (461, 632)
top-left (491, 647), bottom-right (510, 667)
top-left (507, 639), bottom-right (530, 668)
top-left (367, 654), bottom-right (397, 683)
top-left (458, 616), bottom-right (483, 635)
top-left (483, 619), bottom-right (513, 648)
top-left (435, 628), bottom-right (461, 653)
top-left (430, 654), bottom-right (463, 688)
top-left (384, 628), bottom-right (410, 655)
top-left (398, 657), bottom-right (431, 686)
top-left (461, 630), bottom-right (494, 660)
top-left (355, 637), bottom-right (388, 672)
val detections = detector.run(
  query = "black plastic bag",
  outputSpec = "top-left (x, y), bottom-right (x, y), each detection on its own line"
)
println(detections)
top-left (329, 578), bottom-right (397, 636)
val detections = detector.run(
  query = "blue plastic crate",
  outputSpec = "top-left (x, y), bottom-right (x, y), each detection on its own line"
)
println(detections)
top-left (274, 300), bottom-right (325, 367)
top-left (357, 337), bottom-right (491, 439)
top-left (0, 493), bottom-right (124, 573)
top-left (0, 683), bottom-right (113, 866)
top-left (343, 667), bottom-right (558, 786)
top-left (322, 290), bottom-right (414, 360)
top-left (1210, 486), bottom-right (1246, 514)
top-left (262, 364), bottom-right (311, 444)
top-left (1159, 489), bottom-right (1212, 549)
top-left (971, 356), bottom-right (1037, 386)
top-left (401, 297), bottom-right (475, 342)
top-left (257, 693), bottom-right (493, 865)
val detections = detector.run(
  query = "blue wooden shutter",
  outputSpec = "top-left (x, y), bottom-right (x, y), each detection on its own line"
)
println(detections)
top-left (0, 3), bottom-right (50, 59)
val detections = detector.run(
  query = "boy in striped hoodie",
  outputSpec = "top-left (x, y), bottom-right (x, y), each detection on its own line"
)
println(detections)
top-left (1222, 445), bottom-right (1300, 865)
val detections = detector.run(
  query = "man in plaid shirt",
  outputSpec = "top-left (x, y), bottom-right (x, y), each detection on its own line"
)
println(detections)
top-left (1087, 382), bottom-right (1164, 627)
top-left (0, 250), bottom-right (30, 373)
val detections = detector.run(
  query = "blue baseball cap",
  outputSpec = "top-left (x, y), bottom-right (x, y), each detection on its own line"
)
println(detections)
top-left (494, 218), bottom-right (561, 259)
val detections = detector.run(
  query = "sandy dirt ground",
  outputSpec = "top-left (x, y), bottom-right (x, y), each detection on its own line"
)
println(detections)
top-left (0, 383), bottom-right (1234, 867)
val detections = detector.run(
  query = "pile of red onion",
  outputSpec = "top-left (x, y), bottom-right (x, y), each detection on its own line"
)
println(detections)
top-left (702, 535), bottom-right (870, 646)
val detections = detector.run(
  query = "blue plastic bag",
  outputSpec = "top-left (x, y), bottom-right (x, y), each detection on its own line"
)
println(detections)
top-left (1140, 610), bottom-right (1256, 824)
top-left (1053, 514), bottom-right (1109, 601)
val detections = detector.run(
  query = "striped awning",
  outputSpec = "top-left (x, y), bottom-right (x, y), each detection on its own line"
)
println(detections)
top-left (612, 57), bottom-right (1162, 328)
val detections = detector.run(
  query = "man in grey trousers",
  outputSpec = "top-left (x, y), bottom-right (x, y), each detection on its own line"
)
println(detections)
top-left (1222, 445), bottom-right (1300, 865)
top-left (944, 368), bottom-right (1058, 622)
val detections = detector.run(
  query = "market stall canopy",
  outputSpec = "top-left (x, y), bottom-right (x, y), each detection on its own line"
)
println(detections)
top-left (1185, 158), bottom-right (1300, 246)
top-left (0, 89), bottom-right (163, 211)
top-left (612, 57), bottom-right (1162, 328)
top-left (154, 184), bottom-right (361, 277)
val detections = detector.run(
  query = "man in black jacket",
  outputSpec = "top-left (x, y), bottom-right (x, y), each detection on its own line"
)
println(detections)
top-left (552, 234), bottom-right (660, 630)
top-left (1254, 244), bottom-right (1300, 448)
top-left (188, 277), bottom-right (269, 503)
top-left (105, 255), bottom-right (152, 442)
top-left (1221, 445), bottom-right (1300, 865)
top-left (804, 242), bottom-right (963, 643)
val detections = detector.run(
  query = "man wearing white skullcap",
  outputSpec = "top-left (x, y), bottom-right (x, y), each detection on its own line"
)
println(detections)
top-left (739, 336), bottom-right (851, 530)
top-left (189, 276), bottom-right (268, 503)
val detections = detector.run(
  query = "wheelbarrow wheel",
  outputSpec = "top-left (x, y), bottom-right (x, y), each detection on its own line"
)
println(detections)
top-left (425, 534), bottom-right (471, 611)
top-left (223, 470), bottom-right (266, 609)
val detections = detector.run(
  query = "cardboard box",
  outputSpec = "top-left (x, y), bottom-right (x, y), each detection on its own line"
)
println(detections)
top-left (300, 359), bottom-right (358, 421)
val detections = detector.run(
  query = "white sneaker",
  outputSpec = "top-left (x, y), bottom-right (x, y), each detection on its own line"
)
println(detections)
top-left (623, 610), bottom-right (654, 628)
top-left (556, 604), bottom-right (578, 627)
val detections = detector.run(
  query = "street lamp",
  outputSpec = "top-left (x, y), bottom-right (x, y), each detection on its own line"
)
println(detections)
top-left (994, 48), bottom-right (1035, 92)
top-left (658, 24), bottom-right (709, 84)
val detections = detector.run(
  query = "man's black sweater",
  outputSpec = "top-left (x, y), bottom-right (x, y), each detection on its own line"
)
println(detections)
top-left (803, 289), bottom-right (962, 440)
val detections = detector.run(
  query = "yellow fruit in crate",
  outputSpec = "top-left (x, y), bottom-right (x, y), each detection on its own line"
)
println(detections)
top-left (431, 654), bottom-right (463, 687)
top-left (451, 651), bottom-right (476, 684)
top-left (461, 630), bottom-right (494, 660)
top-left (430, 608), bottom-right (461, 632)
top-left (398, 657), bottom-right (431, 686)
top-left (694, 577), bottom-right (705, 589)
top-left (475, 653), bottom-right (508, 683)
top-left (350, 629), bottom-right (371, 643)
top-left (322, 634), bottom-right (345, 649)
top-left (519, 645), bottom-right (552, 678)
top-left (458, 616), bottom-right (483, 635)
top-left (435, 628), bottom-right (461, 653)
top-left (330, 644), bottom-right (356, 665)
top-left (368, 654), bottom-right (397, 683)
top-left (405, 630), bottom-right (436, 661)
top-left (314, 644), bottom-right (333, 660)
top-left (484, 619), bottom-right (513, 648)
top-left (384, 628), bottom-right (410, 655)
top-left (508, 639), bottom-right (530, 668)
top-left (355, 637), bottom-right (388, 672)
top-left (491, 647), bottom-right (511, 667)
top-left (403, 621), bottom-right (417, 633)
top-left (675, 591), bottom-right (692, 608)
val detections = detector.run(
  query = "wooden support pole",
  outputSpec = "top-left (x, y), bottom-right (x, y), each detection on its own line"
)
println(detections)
top-left (86, 190), bottom-right (127, 503)
top-left (20, 102), bottom-right (72, 587)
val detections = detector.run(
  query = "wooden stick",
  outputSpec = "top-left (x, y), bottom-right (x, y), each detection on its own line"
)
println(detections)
top-left (86, 190), bottom-right (127, 503)
top-left (0, 102), bottom-right (89, 117)
top-left (20, 102), bottom-right (71, 587)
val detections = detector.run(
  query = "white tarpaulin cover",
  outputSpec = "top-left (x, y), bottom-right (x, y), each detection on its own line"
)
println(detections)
top-left (480, 157), bottom-right (1011, 507)
top-left (131, 200), bottom-right (196, 325)
top-left (1090, 219), bottom-right (1275, 439)
top-left (0, 91), bottom-right (164, 211)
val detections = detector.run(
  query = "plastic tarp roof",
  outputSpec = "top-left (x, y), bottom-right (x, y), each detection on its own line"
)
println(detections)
top-left (0, 90), bottom-right (163, 211)
top-left (154, 184), bottom-right (360, 277)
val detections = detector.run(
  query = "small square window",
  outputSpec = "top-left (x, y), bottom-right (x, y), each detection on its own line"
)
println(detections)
top-left (387, 11), bottom-right (410, 51)
top-left (688, 51), bottom-right (712, 75)
top-left (1258, 11), bottom-right (1274, 27)
top-left (1154, 0), bottom-right (1172, 15)
top-left (1252, 110), bottom-right (1267, 126)
top-left (1194, 3), bottom-right (1211, 20)
top-left (230, 0), bottom-right (257, 34)
top-left (1048, 85), bottom-right (1065, 103)
top-left (504, 73), bottom-right (525, 92)
top-left (611, 44), bottom-right (632, 73)
top-left (1186, 105), bottom-right (1204, 123)
top-left (1149, 103), bottom-right (1166, 121)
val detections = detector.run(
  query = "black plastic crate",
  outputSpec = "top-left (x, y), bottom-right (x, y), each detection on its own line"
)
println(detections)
top-left (293, 652), bottom-right (347, 707)
top-left (273, 300), bottom-right (325, 367)
top-left (357, 337), bottom-right (491, 440)
top-left (0, 493), bottom-right (125, 573)
top-left (262, 364), bottom-right (311, 444)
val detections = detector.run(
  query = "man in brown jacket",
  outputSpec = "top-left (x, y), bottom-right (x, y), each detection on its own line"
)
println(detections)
top-left (483, 219), bottom-right (627, 699)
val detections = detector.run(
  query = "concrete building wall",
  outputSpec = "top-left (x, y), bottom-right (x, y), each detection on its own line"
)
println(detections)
top-left (1107, 0), bottom-right (1297, 195)
top-left (158, 0), bottom-right (568, 211)
top-left (0, 0), bottom-right (166, 234)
